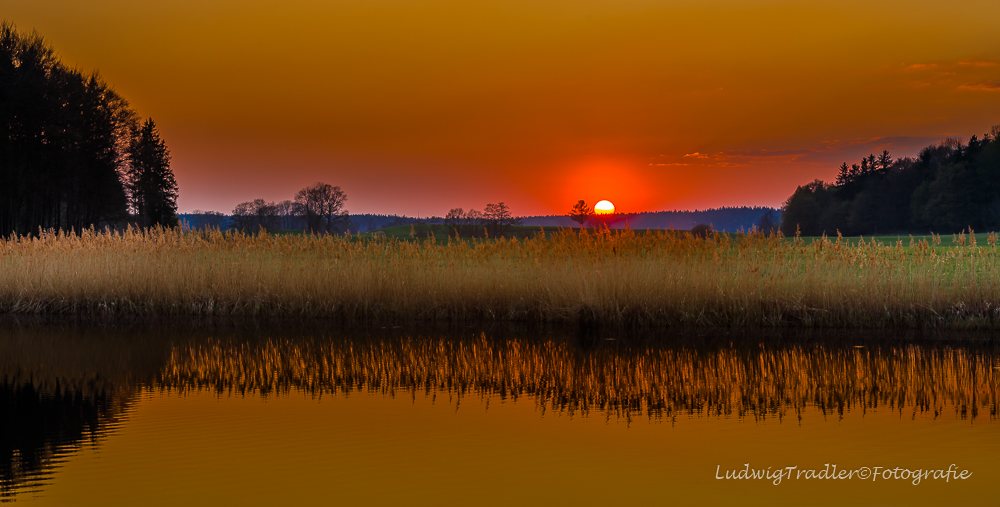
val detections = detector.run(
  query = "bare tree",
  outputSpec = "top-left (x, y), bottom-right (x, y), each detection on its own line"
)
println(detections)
top-left (483, 202), bottom-right (520, 237)
top-left (464, 209), bottom-right (484, 237)
top-left (275, 199), bottom-right (296, 230)
top-left (231, 199), bottom-right (278, 233)
top-left (569, 200), bottom-right (593, 227)
top-left (444, 208), bottom-right (465, 235)
top-left (294, 182), bottom-right (350, 233)
top-left (690, 223), bottom-right (713, 239)
top-left (184, 210), bottom-right (226, 230)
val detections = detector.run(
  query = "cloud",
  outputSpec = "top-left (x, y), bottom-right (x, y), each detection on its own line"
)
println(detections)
top-left (958, 80), bottom-right (1000, 91)
top-left (646, 131), bottom-right (983, 188)
top-left (906, 63), bottom-right (936, 70)
top-left (730, 149), bottom-right (808, 157)
top-left (652, 135), bottom-right (951, 173)
top-left (957, 59), bottom-right (998, 67)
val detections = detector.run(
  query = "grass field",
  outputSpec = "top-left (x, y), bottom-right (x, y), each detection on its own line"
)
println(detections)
top-left (4, 225), bottom-right (1000, 327)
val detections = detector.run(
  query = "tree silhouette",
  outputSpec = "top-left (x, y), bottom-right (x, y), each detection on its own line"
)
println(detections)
top-left (569, 200), bottom-right (593, 227)
top-left (1, 22), bottom-right (141, 235)
top-left (756, 209), bottom-right (781, 235)
top-left (465, 209), bottom-right (485, 236)
top-left (127, 118), bottom-right (178, 228)
top-left (274, 200), bottom-right (297, 230)
top-left (444, 208), bottom-right (465, 233)
top-left (782, 131), bottom-right (1000, 236)
top-left (483, 202), bottom-right (519, 237)
top-left (231, 199), bottom-right (280, 233)
top-left (690, 223), bottom-right (713, 238)
top-left (294, 182), bottom-right (350, 233)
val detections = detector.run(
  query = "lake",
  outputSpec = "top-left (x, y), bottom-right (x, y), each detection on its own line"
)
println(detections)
top-left (2, 322), bottom-right (997, 505)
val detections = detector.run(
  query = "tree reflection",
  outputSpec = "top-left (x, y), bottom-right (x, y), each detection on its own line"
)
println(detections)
top-left (0, 324), bottom-right (168, 501)
top-left (1, 323), bottom-right (998, 501)
top-left (0, 380), bottom-right (132, 501)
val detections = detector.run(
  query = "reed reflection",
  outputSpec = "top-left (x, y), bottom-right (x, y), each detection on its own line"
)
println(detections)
top-left (2, 324), bottom-right (999, 502)
top-left (161, 332), bottom-right (1000, 422)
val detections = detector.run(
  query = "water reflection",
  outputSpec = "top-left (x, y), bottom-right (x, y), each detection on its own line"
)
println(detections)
top-left (0, 380), bottom-right (131, 501)
top-left (162, 332), bottom-right (1000, 422)
top-left (0, 325), bottom-right (170, 502)
top-left (1, 323), bottom-right (999, 502)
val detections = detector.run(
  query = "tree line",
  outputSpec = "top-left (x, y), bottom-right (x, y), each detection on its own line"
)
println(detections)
top-left (781, 127), bottom-right (1000, 236)
top-left (522, 205), bottom-right (779, 232)
top-left (0, 22), bottom-right (178, 236)
top-left (230, 182), bottom-right (351, 234)
top-left (227, 197), bottom-right (523, 237)
top-left (444, 202), bottom-right (521, 237)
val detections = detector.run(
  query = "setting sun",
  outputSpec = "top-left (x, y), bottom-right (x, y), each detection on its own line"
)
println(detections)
top-left (594, 200), bottom-right (615, 215)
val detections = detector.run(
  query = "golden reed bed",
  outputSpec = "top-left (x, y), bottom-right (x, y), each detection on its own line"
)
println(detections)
top-left (3, 226), bottom-right (1000, 327)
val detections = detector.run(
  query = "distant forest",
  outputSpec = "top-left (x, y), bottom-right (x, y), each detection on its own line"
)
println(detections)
top-left (781, 128), bottom-right (1000, 236)
top-left (522, 207), bottom-right (779, 232)
top-left (0, 23), bottom-right (178, 236)
top-left (183, 212), bottom-right (410, 234)
top-left (182, 206), bottom-right (776, 234)
top-left (182, 212), bottom-right (439, 233)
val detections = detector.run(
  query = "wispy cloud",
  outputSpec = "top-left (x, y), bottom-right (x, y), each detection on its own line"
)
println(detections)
top-left (652, 135), bottom-right (950, 172)
top-left (719, 149), bottom-right (810, 159)
top-left (957, 59), bottom-right (998, 67)
top-left (900, 60), bottom-right (998, 91)
top-left (958, 80), bottom-right (1000, 91)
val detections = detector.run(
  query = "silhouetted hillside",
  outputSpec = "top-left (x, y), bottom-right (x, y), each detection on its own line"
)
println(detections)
top-left (182, 208), bottom-right (776, 233)
top-left (179, 213), bottom-right (446, 233)
top-left (522, 207), bottom-right (779, 232)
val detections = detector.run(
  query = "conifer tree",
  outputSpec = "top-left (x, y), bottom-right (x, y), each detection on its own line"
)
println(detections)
top-left (569, 200), bottom-right (594, 227)
top-left (127, 118), bottom-right (178, 227)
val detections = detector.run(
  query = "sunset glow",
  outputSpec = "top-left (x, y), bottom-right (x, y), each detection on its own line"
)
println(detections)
top-left (594, 200), bottom-right (615, 215)
top-left (4, 2), bottom-right (1000, 503)
top-left (5, 0), bottom-right (999, 216)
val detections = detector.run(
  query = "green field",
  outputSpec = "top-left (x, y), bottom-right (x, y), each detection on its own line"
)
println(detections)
top-left (798, 232), bottom-right (991, 248)
top-left (358, 224), bottom-right (551, 240)
top-left (358, 223), bottom-right (993, 249)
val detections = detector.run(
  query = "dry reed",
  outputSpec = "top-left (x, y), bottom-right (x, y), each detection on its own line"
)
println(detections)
top-left (3, 226), bottom-right (1000, 327)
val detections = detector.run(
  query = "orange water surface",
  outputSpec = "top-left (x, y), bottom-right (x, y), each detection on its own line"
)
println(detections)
top-left (2, 325), bottom-right (997, 506)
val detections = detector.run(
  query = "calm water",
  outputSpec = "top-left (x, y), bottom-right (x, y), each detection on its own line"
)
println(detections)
top-left (2, 323), bottom-right (998, 505)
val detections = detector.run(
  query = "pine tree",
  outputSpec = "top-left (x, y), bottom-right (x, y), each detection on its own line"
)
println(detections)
top-left (569, 200), bottom-right (594, 227)
top-left (127, 118), bottom-right (178, 227)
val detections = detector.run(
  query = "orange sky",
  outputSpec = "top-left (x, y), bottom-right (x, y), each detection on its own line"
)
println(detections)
top-left (7, 0), bottom-right (1000, 216)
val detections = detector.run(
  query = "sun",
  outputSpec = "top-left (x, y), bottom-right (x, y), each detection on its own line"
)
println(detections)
top-left (594, 200), bottom-right (615, 215)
